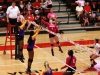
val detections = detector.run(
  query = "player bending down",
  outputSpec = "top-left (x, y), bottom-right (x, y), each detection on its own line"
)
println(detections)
top-left (88, 39), bottom-right (100, 67)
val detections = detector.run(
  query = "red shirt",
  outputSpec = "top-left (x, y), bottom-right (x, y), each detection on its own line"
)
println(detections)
top-left (84, 6), bottom-right (91, 12)
top-left (61, 56), bottom-right (76, 69)
top-left (42, 19), bottom-right (59, 34)
top-left (28, 15), bottom-right (34, 22)
top-left (32, 2), bottom-right (41, 8)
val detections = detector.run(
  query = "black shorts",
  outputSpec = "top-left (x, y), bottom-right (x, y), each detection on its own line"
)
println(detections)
top-left (27, 48), bottom-right (33, 51)
top-left (19, 36), bottom-right (24, 41)
top-left (49, 34), bottom-right (56, 38)
top-left (99, 50), bottom-right (100, 54)
top-left (66, 67), bottom-right (76, 74)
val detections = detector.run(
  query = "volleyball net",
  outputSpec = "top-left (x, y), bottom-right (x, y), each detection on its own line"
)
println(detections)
top-left (30, 22), bottom-right (100, 75)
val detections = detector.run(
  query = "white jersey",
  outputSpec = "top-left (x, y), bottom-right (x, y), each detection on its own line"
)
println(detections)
top-left (94, 43), bottom-right (100, 55)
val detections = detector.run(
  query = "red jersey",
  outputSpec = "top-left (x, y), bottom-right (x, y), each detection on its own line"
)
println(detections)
top-left (32, 2), bottom-right (41, 8)
top-left (84, 6), bottom-right (91, 12)
top-left (28, 15), bottom-right (34, 22)
top-left (61, 56), bottom-right (76, 69)
top-left (42, 20), bottom-right (59, 34)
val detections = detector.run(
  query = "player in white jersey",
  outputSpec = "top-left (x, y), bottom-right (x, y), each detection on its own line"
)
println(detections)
top-left (88, 39), bottom-right (100, 67)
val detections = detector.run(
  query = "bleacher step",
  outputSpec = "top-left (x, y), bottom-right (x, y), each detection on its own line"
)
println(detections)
top-left (63, 30), bottom-right (86, 34)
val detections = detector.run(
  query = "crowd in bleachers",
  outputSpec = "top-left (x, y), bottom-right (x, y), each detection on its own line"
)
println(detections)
top-left (64, 0), bottom-right (100, 27)
top-left (0, 0), bottom-right (53, 27)
top-left (0, 0), bottom-right (100, 27)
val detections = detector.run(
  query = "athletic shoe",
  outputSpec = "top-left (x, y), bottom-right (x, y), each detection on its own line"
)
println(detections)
top-left (25, 68), bottom-right (31, 74)
top-left (22, 55), bottom-right (25, 60)
top-left (59, 49), bottom-right (63, 53)
top-left (52, 52), bottom-right (54, 56)
top-left (19, 56), bottom-right (24, 63)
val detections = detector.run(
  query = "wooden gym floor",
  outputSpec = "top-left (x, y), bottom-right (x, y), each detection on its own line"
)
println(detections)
top-left (0, 31), bottom-right (100, 75)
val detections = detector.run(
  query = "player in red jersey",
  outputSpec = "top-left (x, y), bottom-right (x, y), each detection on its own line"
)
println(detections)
top-left (61, 50), bottom-right (77, 75)
top-left (42, 19), bottom-right (63, 56)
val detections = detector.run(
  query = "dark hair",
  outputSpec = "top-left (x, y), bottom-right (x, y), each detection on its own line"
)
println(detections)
top-left (95, 39), bottom-right (99, 43)
top-left (12, 1), bottom-right (16, 4)
top-left (68, 50), bottom-right (74, 65)
top-left (27, 31), bottom-right (34, 43)
top-left (68, 50), bottom-right (73, 56)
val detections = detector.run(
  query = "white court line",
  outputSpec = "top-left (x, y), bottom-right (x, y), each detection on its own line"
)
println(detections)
top-left (0, 61), bottom-right (59, 66)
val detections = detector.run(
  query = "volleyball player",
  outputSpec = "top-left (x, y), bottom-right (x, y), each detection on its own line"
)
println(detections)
top-left (94, 63), bottom-right (100, 72)
top-left (17, 13), bottom-right (25, 63)
top-left (40, 61), bottom-right (52, 75)
top-left (41, 19), bottom-right (63, 56)
top-left (88, 39), bottom-right (100, 67)
top-left (61, 50), bottom-right (76, 75)
top-left (26, 26), bottom-right (41, 74)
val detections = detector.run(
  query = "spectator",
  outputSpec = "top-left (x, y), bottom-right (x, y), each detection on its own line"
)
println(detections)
top-left (26, 1), bottom-right (32, 11)
top-left (96, 9), bottom-right (100, 21)
top-left (32, 0), bottom-right (41, 10)
top-left (41, 0), bottom-right (48, 9)
top-left (34, 10), bottom-right (41, 25)
top-left (41, 0), bottom-right (48, 15)
top-left (6, 1), bottom-right (20, 34)
top-left (0, 6), bottom-right (6, 18)
top-left (18, 0), bottom-right (25, 13)
top-left (45, 0), bottom-right (52, 9)
top-left (83, 11), bottom-right (90, 26)
top-left (75, 0), bottom-right (85, 7)
top-left (91, 3), bottom-right (97, 12)
top-left (84, 2), bottom-right (91, 13)
top-left (89, 11), bottom-right (96, 25)
top-left (47, 9), bottom-right (57, 21)
top-left (76, 3), bottom-right (83, 19)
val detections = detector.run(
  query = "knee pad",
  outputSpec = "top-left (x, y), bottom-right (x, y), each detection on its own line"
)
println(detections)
top-left (51, 44), bottom-right (54, 46)
top-left (56, 41), bottom-right (59, 44)
top-left (28, 59), bottom-right (33, 63)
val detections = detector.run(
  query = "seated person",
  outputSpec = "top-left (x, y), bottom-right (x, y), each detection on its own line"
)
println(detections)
top-left (34, 10), bottom-right (41, 25)
top-left (91, 3), bottom-right (97, 12)
top-left (0, 6), bottom-right (6, 18)
top-left (89, 11), bottom-right (96, 25)
top-left (45, 0), bottom-right (52, 9)
top-left (41, 0), bottom-right (48, 9)
top-left (26, 1), bottom-right (32, 11)
top-left (76, 3), bottom-right (83, 19)
top-left (18, 1), bottom-right (25, 13)
top-left (83, 11), bottom-right (90, 26)
top-left (96, 9), bottom-right (100, 21)
top-left (84, 2), bottom-right (91, 13)
top-left (32, 0), bottom-right (41, 10)
top-left (75, 0), bottom-right (85, 7)
top-left (41, 0), bottom-right (48, 15)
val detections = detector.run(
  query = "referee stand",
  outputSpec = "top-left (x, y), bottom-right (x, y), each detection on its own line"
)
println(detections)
top-left (3, 23), bottom-right (19, 59)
